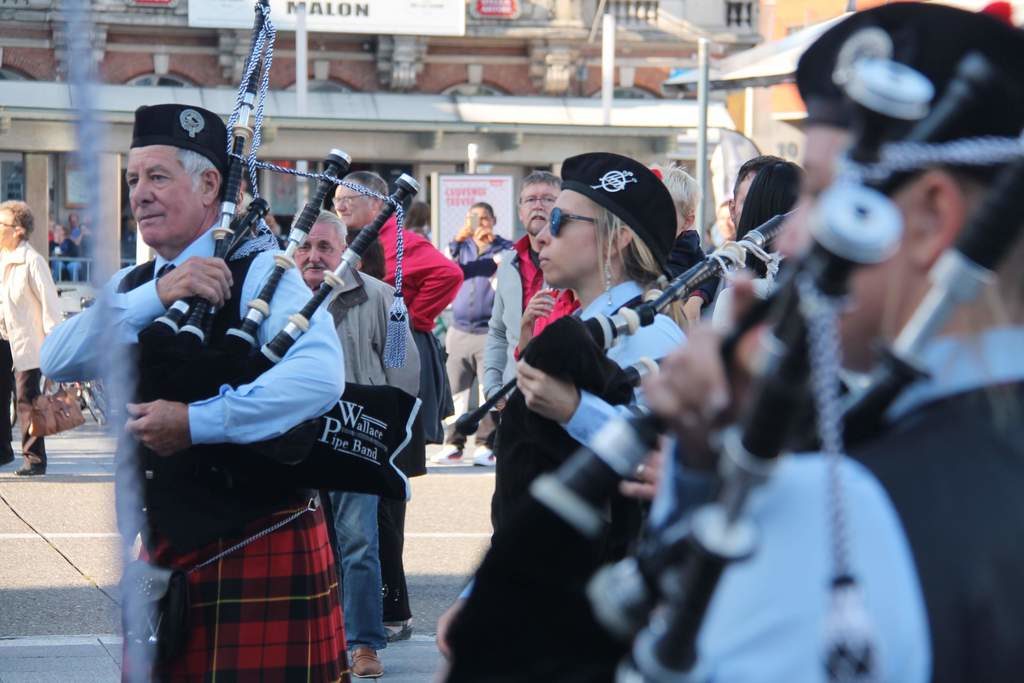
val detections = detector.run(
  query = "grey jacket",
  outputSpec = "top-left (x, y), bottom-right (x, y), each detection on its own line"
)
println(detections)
top-left (482, 251), bottom-right (526, 399)
top-left (327, 271), bottom-right (420, 396)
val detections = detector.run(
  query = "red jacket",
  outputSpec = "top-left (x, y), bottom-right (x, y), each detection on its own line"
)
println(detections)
top-left (378, 216), bottom-right (464, 332)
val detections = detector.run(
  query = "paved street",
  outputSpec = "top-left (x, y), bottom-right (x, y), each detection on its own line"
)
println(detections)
top-left (0, 419), bottom-right (495, 682)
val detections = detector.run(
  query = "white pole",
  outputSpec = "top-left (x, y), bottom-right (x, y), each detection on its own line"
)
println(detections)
top-left (467, 143), bottom-right (479, 174)
top-left (601, 13), bottom-right (615, 126)
top-left (696, 37), bottom-right (710, 234)
top-left (295, 2), bottom-right (309, 205)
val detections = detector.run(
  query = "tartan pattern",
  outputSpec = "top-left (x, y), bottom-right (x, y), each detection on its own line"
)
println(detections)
top-left (129, 500), bottom-right (350, 682)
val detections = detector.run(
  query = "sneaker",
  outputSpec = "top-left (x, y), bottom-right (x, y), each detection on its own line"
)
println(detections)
top-left (430, 446), bottom-right (464, 464)
top-left (384, 618), bottom-right (413, 642)
top-left (15, 464), bottom-right (45, 476)
top-left (471, 446), bottom-right (495, 467)
top-left (350, 647), bottom-right (384, 678)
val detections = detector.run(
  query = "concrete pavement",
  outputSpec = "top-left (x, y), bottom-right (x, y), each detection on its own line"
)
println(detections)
top-left (0, 420), bottom-right (494, 681)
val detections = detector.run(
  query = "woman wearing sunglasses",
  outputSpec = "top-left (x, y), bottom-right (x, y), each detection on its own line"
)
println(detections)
top-left (514, 152), bottom-right (685, 446)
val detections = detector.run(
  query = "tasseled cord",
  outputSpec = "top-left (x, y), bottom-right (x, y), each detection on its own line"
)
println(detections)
top-left (384, 202), bottom-right (409, 368)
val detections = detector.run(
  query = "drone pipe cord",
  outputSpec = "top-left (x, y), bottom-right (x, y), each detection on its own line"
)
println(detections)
top-left (152, 1), bottom-right (268, 337)
top-left (261, 174), bottom-right (420, 363)
top-left (226, 148), bottom-right (352, 349)
top-left (452, 214), bottom-right (789, 438)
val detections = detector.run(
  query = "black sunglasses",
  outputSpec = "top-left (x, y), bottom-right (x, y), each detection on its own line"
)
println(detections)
top-left (549, 207), bottom-right (596, 237)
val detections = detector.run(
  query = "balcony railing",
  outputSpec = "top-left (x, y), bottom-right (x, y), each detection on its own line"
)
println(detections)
top-left (725, 1), bottom-right (754, 28)
top-left (609, 0), bottom-right (659, 24)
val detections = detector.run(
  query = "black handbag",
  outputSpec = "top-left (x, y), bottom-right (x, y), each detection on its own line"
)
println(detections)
top-left (120, 560), bottom-right (189, 663)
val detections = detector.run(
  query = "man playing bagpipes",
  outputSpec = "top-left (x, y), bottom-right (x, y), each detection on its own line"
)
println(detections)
top-left (641, 3), bottom-right (1024, 681)
top-left (40, 104), bottom-right (350, 681)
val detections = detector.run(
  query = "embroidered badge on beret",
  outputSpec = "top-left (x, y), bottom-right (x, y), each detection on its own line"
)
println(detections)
top-left (179, 108), bottom-right (206, 139)
top-left (561, 152), bottom-right (676, 273)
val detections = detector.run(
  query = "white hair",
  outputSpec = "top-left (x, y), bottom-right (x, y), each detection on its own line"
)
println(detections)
top-left (314, 209), bottom-right (348, 243)
top-left (176, 148), bottom-right (219, 193)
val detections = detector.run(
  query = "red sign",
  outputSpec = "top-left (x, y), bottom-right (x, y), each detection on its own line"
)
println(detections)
top-left (473, 0), bottom-right (519, 19)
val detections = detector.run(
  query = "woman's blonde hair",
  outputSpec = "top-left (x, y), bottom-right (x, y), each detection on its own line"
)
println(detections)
top-left (593, 204), bottom-right (686, 328)
top-left (661, 166), bottom-right (701, 234)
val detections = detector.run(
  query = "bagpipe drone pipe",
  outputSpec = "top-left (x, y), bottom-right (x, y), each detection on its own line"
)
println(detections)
top-left (446, 53), bottom-right (967, 683)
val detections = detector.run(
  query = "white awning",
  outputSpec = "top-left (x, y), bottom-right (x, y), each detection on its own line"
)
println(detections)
top-left (662, 14), bottom-right (848, 94)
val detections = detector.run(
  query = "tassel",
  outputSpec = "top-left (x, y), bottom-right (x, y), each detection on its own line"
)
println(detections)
top-left (384, 294), bottom-right (408, 368)
top-left (824, 575), bottom-right (877, 683)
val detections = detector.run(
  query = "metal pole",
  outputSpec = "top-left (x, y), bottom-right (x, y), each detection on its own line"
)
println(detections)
top-left (295, 2), bottom-right (309, 205)
top-left (467, 143), bottom-right (479, 174)
top-left (601, 13), bottom-right (615, 126)
top-left (696, 37), bottom-right (710, 234)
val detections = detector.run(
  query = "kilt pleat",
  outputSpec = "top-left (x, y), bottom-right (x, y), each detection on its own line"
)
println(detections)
top-left (127, 499), bottom-right (350, 682)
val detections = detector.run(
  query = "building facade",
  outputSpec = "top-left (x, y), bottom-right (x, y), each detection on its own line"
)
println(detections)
top-left (0, 0), bottom-right (756, 280)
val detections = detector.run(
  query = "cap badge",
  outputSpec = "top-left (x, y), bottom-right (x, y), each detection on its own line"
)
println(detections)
top-left (179, 109), bottom-right (205, 139)
top-left (592, 170), bottom-right (637, 193)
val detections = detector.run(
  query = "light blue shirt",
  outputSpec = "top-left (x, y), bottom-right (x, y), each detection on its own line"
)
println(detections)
top-left (39, 227), bottom-right (344, 445)
top-left (686, 455), bottom-right (930, 682)
top-left (563, 281), bottom-right (685, 446)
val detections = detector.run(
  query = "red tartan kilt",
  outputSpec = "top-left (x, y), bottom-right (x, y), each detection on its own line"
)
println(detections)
top-left (127, 499), bottom-right (350, 682)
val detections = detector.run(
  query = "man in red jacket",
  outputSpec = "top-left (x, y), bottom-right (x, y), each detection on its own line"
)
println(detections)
top-left (334, 171), bottom-right (463, 641)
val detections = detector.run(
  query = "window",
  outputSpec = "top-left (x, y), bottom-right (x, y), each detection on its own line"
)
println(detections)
top-left (442, 83), bottom-right (505, 96)
top-left (287, 79), bottom-right (353, 93)
top-left (0, 68), bottom-right (26, 81)
top-left (590, 86), bottom-right (657, 100)
top-left (127, 74), bottom-right (193, 87)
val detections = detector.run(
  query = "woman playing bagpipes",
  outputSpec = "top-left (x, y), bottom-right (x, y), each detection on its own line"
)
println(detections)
top-left (438, 152), bottom-right (685, 677)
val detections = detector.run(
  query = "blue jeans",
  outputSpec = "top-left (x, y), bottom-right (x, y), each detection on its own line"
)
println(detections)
top-left (329, 491), bottom-right (387, 650)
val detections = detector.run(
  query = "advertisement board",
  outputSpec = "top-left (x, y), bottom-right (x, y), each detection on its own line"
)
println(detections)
top-left (188, 0), bottom-right (466, 37)
top-left (433, 174), bottom-right (516, 249)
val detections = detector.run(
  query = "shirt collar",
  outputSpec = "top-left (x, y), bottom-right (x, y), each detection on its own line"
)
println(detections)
top-left (153, 225), bottom-right (217, 272)
top-left (579, 281), bottom-right (644, 321)
top-left (887, 326), bottom-right (1024, 419)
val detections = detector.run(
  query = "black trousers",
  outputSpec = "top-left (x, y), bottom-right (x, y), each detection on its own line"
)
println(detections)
top-left (378, 496), bottom-right (410, 622)
top-left (0, 340), bottom-right (46, 468)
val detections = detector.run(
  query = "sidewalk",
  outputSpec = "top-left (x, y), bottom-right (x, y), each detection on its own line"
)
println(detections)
top-left (0, 634), bottom-right (442, 682)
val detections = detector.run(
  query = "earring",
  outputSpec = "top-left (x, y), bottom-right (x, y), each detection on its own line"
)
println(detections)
top-left (604, 257), bottom-right (613, 305)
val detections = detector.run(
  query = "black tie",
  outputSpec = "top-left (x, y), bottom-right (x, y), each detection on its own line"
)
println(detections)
top-left (156, 263), bottom-right (175, 280)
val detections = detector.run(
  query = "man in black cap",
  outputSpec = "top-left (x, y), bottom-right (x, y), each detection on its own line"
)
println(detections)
top-left (41, 104), bottom-right (349, 680)
top-left (644, 3), bottom-right (1024, 681)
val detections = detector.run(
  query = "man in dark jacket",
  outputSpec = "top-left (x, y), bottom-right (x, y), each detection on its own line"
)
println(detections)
top-left (433, 202), bottom-right (514, 464)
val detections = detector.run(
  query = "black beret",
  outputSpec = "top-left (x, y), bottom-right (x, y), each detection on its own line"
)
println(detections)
top-left (796, 3), bottom-right (1024, 141)
top-left (560, 152), bottom-right (676, 273)
top-left (131, 104), bottom-right (229, 176)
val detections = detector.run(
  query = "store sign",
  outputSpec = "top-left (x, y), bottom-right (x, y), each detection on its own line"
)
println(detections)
top-left (471, 0), bottom-right (519, 19)
top-left (189, 0), bottom-right (466, 36)
top-left (435, 175), bottom-right (515, 248)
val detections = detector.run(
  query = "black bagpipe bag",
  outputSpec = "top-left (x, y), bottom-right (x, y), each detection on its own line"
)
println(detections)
top-left (446, 316), bottom-right (642, 682)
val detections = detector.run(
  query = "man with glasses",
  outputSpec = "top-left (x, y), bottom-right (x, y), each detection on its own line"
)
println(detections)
top-left (476, 171), bottom-right (561, 466)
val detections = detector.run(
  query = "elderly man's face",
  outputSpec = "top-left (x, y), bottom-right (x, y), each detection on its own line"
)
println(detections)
top-left (295, 221), bottom-right (344, 290)
top-left (518, 182), bottom-right (559, 239)
top-left (333, 185), bottom-right (382, 230)
top-left (126, 145), bottom-right (219, 259)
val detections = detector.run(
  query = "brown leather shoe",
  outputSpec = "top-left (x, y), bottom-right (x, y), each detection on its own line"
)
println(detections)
top-left (350, 647), bottom-right (383, 679)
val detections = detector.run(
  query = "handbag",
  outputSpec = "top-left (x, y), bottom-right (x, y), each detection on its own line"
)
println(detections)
top-left (18, 382), bottom-right (85, 438)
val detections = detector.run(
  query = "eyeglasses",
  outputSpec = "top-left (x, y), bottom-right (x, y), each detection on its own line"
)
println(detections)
top-left (520, 195), bottom-right (558, 206)
top-left (333, 195), bottom-right (364, 208)
top-left (549, 207), bottom-right (596, 238)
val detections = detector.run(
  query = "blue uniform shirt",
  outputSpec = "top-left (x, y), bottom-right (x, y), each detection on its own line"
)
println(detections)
top-left (40, 227), bottom-right (344, 445)
top-left (563, 280), bottom-right (685, 447)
